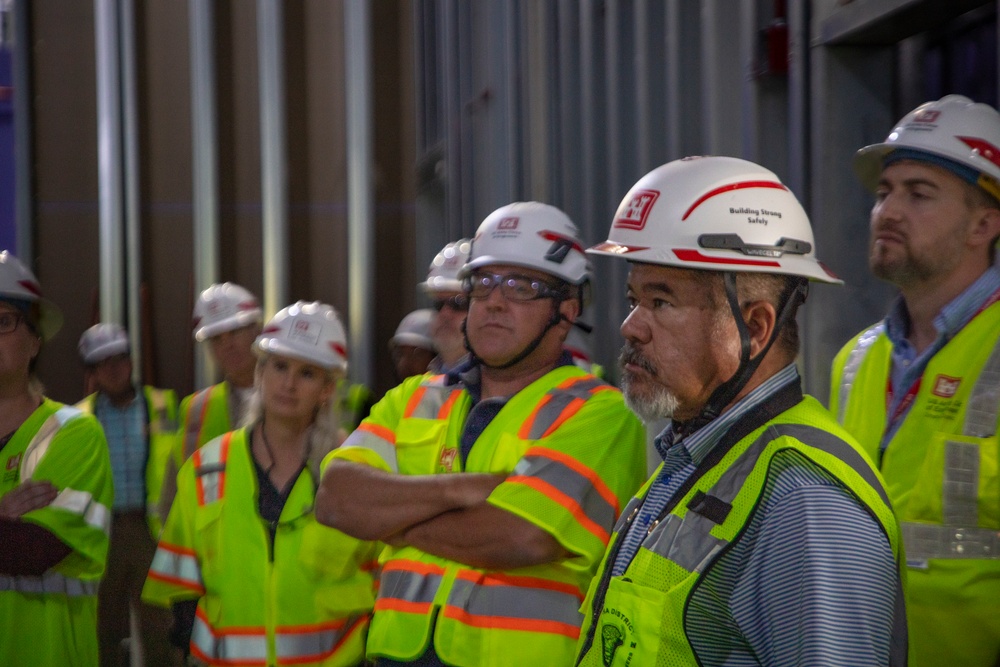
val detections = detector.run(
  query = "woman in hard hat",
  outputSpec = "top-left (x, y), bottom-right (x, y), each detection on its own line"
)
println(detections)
top-left (0, 250), bottom-right (114, 667)
top-left (142, 301), bottom-right (379, 667)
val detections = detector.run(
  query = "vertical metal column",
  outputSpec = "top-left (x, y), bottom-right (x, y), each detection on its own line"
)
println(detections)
top-left (190, 0), bottom-right (219, 388)
top-left (345, 0), bottom-right (374, 388)
top-left (119, 0), bottom-right (142, 372)
top-left (95, 0), bottom-right (125, 325)
top-left (12, 0), bottom-right (33, 260)
top-left (258, 0), bottom-right (288, 317)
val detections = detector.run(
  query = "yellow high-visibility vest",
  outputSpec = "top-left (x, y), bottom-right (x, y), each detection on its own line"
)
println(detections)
top-left (143, 428), bottom-right (380, 667)
top-left (327, 366), bottom-right (647, 667)
top-left (0, 399), bottom-right (114, 667)
top-left (831, 300), bottom-right (1000, 667)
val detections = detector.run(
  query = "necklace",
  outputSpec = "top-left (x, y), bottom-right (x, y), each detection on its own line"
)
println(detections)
top-left (259, 421), bottom-right (277, 474)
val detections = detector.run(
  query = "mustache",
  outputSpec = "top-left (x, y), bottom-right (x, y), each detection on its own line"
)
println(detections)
top-left (619, 343), bottom-right (657, 377)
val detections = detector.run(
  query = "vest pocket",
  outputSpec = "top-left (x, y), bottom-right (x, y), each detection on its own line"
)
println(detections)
top-left (395, 420), bottom-right (449, 474)
top-left (587, 577), bottom-right (667, 666)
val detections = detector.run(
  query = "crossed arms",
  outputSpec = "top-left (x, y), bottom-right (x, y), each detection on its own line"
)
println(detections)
top-left (315, 461), bottom-right (568, 570)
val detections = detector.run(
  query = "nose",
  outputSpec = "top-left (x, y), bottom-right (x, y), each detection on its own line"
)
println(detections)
top-left (481, 282), bottom-right (508, 309)
top-left (872, 190), bottom-right (902, 227)
top-left (620, 307), bottom-right (650, 344)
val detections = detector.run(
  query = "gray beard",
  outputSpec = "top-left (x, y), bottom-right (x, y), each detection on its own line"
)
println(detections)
top-left (621, 371), bottom-right (679, 423)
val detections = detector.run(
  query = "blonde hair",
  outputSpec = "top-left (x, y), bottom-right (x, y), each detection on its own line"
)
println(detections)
top-left (241, 355), bottom-right (345, 484)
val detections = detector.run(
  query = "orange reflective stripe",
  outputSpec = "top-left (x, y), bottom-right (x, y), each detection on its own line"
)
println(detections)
top-left (442, 607), bottom-right (581, 638)
top-left (525, 446), bottom-right (620, 515)
top-left (403, 386), bottom-right (428, 418)
top-left (358, 421), bottom-right (396, 445)
top-left (444, 569), bottom-right (584, 638)
top-left (375, 597), bottom-right (434, 614)
top-left (194, 433), bottom-right (230, 506)
top-left (437, 388), bottom-right (461, 418)
top-left (506, 474), bottom-right (610, 544)
top-left (383, 559), bottom-right (446, 577)
top-left (148, 542), bottom-right (204, 593)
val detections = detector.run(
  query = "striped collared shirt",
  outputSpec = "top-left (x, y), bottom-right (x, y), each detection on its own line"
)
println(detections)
top-left (612, 364), bottom-right (898, 666)
top-left (882, 265), bottom-right (1000, 448)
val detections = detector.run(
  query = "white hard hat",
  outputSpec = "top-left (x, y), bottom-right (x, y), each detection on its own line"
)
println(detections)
top-left (461, 202), bottom-right (591, 286)
top-left (255, 301), bottom-right (348, 372)
top-left (420, 239), bottom-right (472, 293)
top-left (855, 95), bottom-right (1000, 200)
top-left (79, 323), bottom-right (130, 364)
top-left (390, 309), bottom-right (436, 351)
top-left (0, 250), bottom-right (63, 341)
top-left (192, 282), bottom-right (262, 342)
top-left (588, 156), bottom-right (842, 284)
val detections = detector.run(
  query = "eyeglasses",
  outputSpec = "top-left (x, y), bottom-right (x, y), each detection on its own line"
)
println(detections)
top-left (432, 294), bottom-right (469, 312)
top-left (464, 272), bottom-right (565, 302)
top-left (0, 311), bottom-right (25, 334)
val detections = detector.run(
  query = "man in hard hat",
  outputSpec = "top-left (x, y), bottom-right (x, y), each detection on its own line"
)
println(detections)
top-left (157, 282), bottom-right (261, 523)
top-left (316, 202), bottom-right (647, 667)
top-left (0, 250), bottom-right (114, 666)
top-left (420, 238), bottom-right (472, 374)
top-left (389, 308), bottom-right (437, 382)
top-left (831, 95), bottom-right (1000, 667)
top-left (574, 157), bottom-right (906, 667)
top-left (76, 323), bottom-right (180, 667)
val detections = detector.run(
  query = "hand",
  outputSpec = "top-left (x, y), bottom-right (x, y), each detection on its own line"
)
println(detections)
top-left (0, 480), bottom-right (59, 519)
top-left (451, 473), bottom-right (507, 508)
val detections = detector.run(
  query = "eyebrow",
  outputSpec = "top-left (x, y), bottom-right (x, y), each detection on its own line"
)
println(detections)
top-left (877, 176), bottom-right (941, 190)
top-left (627, 281), bottom-right (676, 297)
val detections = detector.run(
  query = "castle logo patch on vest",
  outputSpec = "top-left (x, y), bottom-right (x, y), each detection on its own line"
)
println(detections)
top-left (932, 374), bottom-right (961, 398)
top-left (4, 453), bottom-right (22, 482)
top-left (600, 606), bottom-right (637, 666)
top-left (439, 447), bottom-right (458, 472)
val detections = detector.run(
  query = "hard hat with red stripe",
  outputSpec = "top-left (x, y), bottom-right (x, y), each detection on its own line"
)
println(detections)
top-left (254, 301), bottom-right (348, 372)
top-left (0, 250), bottom-right (63, 340)
top-left (854, 94), bottom-right (1000, 202)
top-left (461, 202), bottom-right (591, 287)
top-left (192, 282), bottom-right (263, 342)
top-left (588, 156), bottom-right (842, 284)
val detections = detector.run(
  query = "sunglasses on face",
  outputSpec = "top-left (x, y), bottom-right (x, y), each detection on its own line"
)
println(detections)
top-left (432, 295), bottom-right (470, 312)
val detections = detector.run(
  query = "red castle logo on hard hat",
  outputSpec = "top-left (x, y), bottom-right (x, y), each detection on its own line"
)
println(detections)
top-left (614, 190), bottom-right (660, 230)
top-left (498, 217), bottom-right (519, 230)
top-left (914, 109), bottom-right (940, 123)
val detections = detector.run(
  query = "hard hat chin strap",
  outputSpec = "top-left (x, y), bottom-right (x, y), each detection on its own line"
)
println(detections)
top-left (464, 299), bottom-right (568, 371)
top-left (679, 273), bottom-right (808, 439)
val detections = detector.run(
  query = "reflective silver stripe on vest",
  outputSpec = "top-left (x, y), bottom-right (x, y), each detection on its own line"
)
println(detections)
top-left (837, 324), bottom-right (884, 423)
top-left (19, 405), bottom-right (84, 482)
top-left (346, 427), bottom-right (399, 474)
top-left (522, 377), bottom-right (609, 440)
top-left (194, 441), bottom-right (227, 505)
top-left (273, 616), bottom-right (363, 661)
top-left (0, 571), bottom-right (98, 596)
top-left (149, 545), bottom-right (203, 589)
top-left (511, 449), bottom-right (617, 538)
top-left (406, 380), bottom-right (460, 420)
top-left (447, 573), bottom-right (583, 628)
top-left (148, 388), bottom-right (176, 433)
top-left (963, 335), bottom-right (1000, 437)
top-left (378, 566), bottom-right (442, 606)
top-left (942, 440), bottom-right (980, 526)
top-left (50, 488), bottom-right (112, 534)
top-left (902, 522), bottom-right (1000, 559)
top-left (644, 423), bottom-right (891, 571)
top-left (191, 614), bottom-right (267, 662)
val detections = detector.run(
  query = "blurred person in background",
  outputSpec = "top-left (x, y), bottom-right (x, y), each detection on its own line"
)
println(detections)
top-left (389, 308), bottom-right (437, 382)
top-left (158, 282), bottom-right (262, 524)
top-left (143, 301), bottom-right (380, 667)
top-left (76, 322), bottom-right (181, 667)
top-left (420, 239), bottom-right (472, 374)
